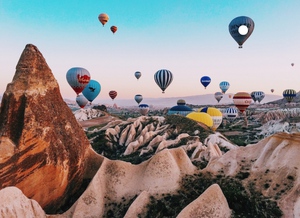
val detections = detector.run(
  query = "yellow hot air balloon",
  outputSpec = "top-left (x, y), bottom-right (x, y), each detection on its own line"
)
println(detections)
top-left (198, 107), bottom-right (223, 130)
top-left (186, 112), bottom-right (213, 128)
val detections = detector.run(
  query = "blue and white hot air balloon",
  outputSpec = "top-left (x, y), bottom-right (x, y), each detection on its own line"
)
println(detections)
top-left (154, 69), bottom-right (173, 93)
top-left (200, 76), bottom-right (211, 89)
top-left (225, 107), bottom-right (239, 120)
top-left (254, 91), bottom-right (265, 103)
top-left (219, 81), bottom-right (230, 94)
top-left (229, 16), bottom-right (255, 48)
top-left (139, 104), bottom-right (149, 116)
top-left (82, 80), bottom-right (101, 103)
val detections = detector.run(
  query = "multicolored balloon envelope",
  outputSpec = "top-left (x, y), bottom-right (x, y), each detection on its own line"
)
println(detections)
top-left (154, 69), bottom-right (173, 93)
top-left (139, 104), bottom-right (149, 116)
top-left (233, 92), bottom-right (252, 113)
top-left (76, 94), bottom-right (88, 108)
top-left (229, 16), bottom-right (255, 48)
top-left (198, 107), bottom-right (223, 130)
top-left (109, 90), bottom-right (117, 100)
top-left (82, 80), bottom-right (101, 103)
top-left (66, 67), bottom-right (91, 95)
top-left (283, 89), bottom-right (296, 103)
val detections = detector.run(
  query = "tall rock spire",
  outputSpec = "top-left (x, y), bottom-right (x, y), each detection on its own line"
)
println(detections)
top-left (0, 44), bottom-right (95, 213)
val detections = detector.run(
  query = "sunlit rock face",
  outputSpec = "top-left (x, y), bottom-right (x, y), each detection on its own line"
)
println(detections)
top-left (0, 44), bottom-right (99, 213)
top-left (204, 132), bottom-right (300, 217)
top-left (0, 187), bottom-right (47, 218)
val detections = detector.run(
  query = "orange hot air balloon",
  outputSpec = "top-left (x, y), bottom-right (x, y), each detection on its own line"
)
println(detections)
top-left (109, 90), bottom-right (117, 100)
top-left (110, 26), bottom-right (117, 34)
top-left (233, 92), bottom-right (252, 113)
top-left (98, 13), bottom-right (109, 26)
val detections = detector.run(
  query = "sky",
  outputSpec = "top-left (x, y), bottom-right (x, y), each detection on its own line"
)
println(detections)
top-left (0, 1), bottom-right (300, 104)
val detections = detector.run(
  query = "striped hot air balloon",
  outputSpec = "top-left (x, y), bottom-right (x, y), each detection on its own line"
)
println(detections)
top-left (219, 81), bottom-right (230, 94)
top-left (109, 90), bottom-right (117, 100)
top-left (110, 26), bottom-right (117, 34)
top-left (233, 92), bottom-right (252, 113)
top-left (154, 69), bottom-right (173, 93)
top-left (283, 89), bottom-right (296, 103)
top-left (225, 107), bottom-right (239, 120)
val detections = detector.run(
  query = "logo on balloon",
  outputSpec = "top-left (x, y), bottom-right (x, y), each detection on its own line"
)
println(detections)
top-left (77, 74), bottom-right (90, 84)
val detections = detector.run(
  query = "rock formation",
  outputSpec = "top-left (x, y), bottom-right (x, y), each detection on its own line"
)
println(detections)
top-left (0, 44), bottom-right (102, 213)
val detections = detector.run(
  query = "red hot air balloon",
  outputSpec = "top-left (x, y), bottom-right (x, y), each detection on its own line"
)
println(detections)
top-left (110, 26), bottom-right (117, 34)
top-left (233, 92), bottom-right (252, 113)
top-left (66, 67), bottom-right (91, 95)
top-left (109, 90), bottom-right (117, 100)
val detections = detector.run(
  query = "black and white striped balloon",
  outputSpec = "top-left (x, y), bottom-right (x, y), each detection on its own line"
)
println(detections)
top-left (154, 69), bottom-right (173, 93)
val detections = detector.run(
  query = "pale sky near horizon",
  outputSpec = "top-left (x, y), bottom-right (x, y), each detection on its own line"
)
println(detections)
top-left (0, 1), bottom-right (299, 104)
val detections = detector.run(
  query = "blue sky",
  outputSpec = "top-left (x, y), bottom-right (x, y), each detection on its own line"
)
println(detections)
top-left (0, 1), bottom-right (300, 104)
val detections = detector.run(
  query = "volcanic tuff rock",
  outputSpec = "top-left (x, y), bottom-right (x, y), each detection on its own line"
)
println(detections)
top-left (0, 44), bottom-right (103, 213)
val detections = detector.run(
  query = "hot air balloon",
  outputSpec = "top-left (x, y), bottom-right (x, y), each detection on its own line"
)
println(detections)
top-left (66, 67), bottom-right (91, 95)
top-left (291, 63), bottom-right (294, 67)
top-left (200, 76), bottom-right (211, 89)
top-left (139, 104), bottom-right (149, 116)
top-left (233, 92), bottom-right (252, 113)
top-left (214, 92), bottom-right (223, 103)
top-left (135, 71), bottom-right (142, 80)
top-left (109, 90), bottom-right (117, 100)
top-left (110, 26), bottom-right (117, 34)
top-left (250, 91), bottom-right (257, 103)
top-left (186, 112), bottom-right (213, 128)
top-left (82, 80), bottom-right (101, 103)
top-left (225, 107), bottom-right (239, 120)
top-left (134, 94), bottom-right (143, 104)
top-left (283, 89), bottom-right (296, 103)
top-left (271, 89), bottom-right (274, 93)
top-left (76, 94), bottom-right (88, 109)
top-left (219, 81), bottom-right (230, 94)
top-left (254, 91), bottom-right (265, 103)
top-left (98, 13), bottom-right (109, 26)
top-left (198, 107), bottom-right (223, 130)
top-left (154, 69), bottom-right (173, 93)
top-left (229, 16), bottom-right (255, 48)
top-left (167, 99), bottom-right (193, 116)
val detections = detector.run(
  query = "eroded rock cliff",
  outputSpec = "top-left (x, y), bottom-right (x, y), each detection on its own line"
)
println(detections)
top-left (0, 44), bottom-right (102, 213)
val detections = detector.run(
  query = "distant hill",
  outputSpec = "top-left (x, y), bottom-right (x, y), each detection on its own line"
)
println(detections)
top-left (90, 93), bottom-right (283, 108)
